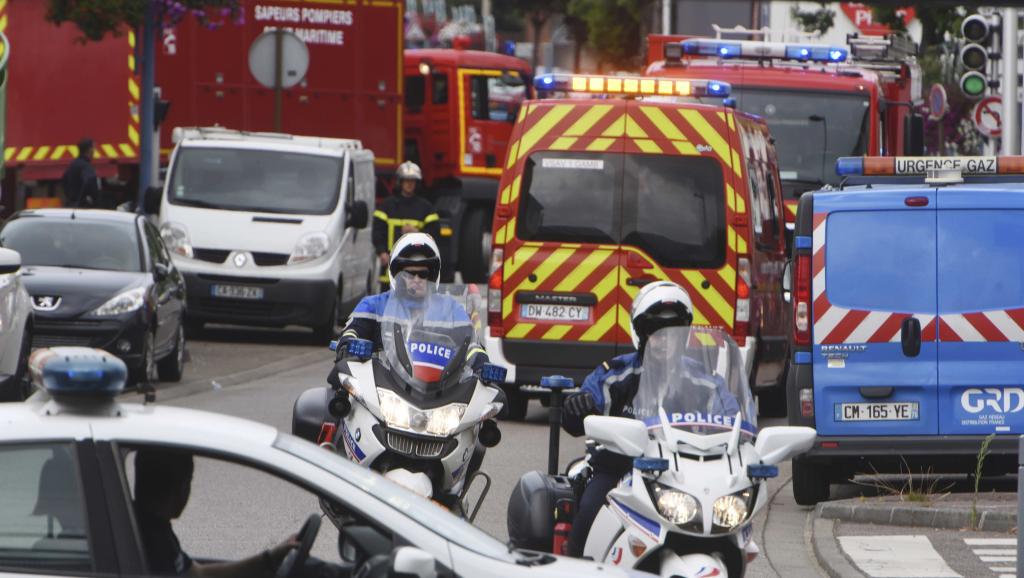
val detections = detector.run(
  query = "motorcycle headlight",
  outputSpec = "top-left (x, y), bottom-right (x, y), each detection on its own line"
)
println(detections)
top-left (652, 484), bottom-right (700, 525)
top-left (160, 222), bottom-right (193, 259)
top-left (289, 232), bottom-right (330, 265)
top-left (712, 490), bottom-right (752, 530)
top-left (376, 388), bottom-right (467, 436)
top-left (90, 287), bottom-right (147, 317)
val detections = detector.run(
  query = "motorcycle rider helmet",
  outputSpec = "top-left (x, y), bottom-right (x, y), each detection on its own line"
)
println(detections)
top-left (630, 281), bottom-right (694, 350)
top-left (396, 161), bottom-right (423, 181)
top-left (389, 232), bottom-right (441, 289)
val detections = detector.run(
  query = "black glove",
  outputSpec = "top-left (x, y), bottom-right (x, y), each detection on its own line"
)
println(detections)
top-left (563, 391), bottom-right (597, 417)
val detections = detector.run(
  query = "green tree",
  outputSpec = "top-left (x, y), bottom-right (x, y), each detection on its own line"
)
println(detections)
top-left (494, 0), bottom-right (569, 70)
top-left (790, 2), bottom-right (835, 35)
top-left (568, 0), bottom-right (654, 71)
top-left (46, 0), bottom-right (242, 41)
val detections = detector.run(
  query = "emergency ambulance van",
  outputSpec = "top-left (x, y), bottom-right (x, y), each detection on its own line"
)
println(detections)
top-left (788, 156), bottom-right (1024, 505)
top-left (483, 74), bottom-right (790, 419)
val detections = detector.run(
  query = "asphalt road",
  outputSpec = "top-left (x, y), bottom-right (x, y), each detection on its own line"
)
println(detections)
top-left (159, 333), bottom-right (828, 576)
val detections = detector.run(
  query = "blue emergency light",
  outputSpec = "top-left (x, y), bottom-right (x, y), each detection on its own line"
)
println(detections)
top-left (785, 45), bottom-right (848, 63)
top-left (346, 338), bottom-right (374, 361)
top-left (634, 457), bottom-right (670, 472)
top-left (835, 157), bottom-right (865, 176)
top-left (31, 347), bottom-right (127, 398)
top-left (479, 363), bottom-right (508, 384)
top-left (747, 464), bottom-right (779, 479)
top-left (540, 375), bottom-right (575, 390)
top-left (681, 39), bottom-right (741, 58)
top-left (673, 39), bottom-right (848, 64)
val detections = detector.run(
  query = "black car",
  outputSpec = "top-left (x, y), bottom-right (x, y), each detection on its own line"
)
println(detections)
top-left (0, 209), bottom-right (187, 384)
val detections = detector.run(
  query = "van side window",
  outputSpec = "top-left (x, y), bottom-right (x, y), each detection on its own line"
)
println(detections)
top-left (739, 124), bottom-right (778, 247)
top-left (470, 76), bottom-right (489, 120)
top-left (405, 76), bottom-right (425, 111)
top-left (765, 169), bottom-right (782, 243)
top-left (431, 73), bottom-right (448, 104)
top-left (345, 158), bottom-right (356, 207)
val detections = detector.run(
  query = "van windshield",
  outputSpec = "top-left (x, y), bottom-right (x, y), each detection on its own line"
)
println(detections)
top-left (168, 148), bottom-right (343, 215)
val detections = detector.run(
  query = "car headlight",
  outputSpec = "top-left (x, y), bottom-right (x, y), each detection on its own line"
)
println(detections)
top-left (712, 490), bottom-right (752, 530)
top-left (160, 222), bottom-right (193, 259)
top-left (289, 232), bottom-right (330, 265)
top-left (652, 484), bottom-right (700, 525)
top-left (377, 388), bottom-right (467, 436)
top-left (90, 287), bottom-right (147, 317)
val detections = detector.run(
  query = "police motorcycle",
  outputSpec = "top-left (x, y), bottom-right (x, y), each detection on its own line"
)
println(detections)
top-left (293, 284), bottom-right (506, 519)
top-left (508, 326), bottom-right (816, 577)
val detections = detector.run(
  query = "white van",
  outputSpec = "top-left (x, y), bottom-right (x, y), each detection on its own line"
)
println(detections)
top-left (150, 127), bottom-right (375, 340)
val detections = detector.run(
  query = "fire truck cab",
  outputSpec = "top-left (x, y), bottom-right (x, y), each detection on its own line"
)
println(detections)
top-left (646, 28), bottom-right (923, 234)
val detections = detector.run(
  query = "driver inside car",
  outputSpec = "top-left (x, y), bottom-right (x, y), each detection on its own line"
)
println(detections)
top-left (133, 448), bottom-right (345, 577)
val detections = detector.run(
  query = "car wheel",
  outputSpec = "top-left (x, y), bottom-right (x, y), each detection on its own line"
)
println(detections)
top-left (184, 317), bottom-right (204, 337)
top-left (157, 324), bottom-right (186, 382)
top-left (313, 282), bottom-right (343, 344)
top-left (131, 332), bottom-right (158, 387)
top-left (458, 207), bottom-right (491, 283)
top-left (500, 386), bottom-right (529, 421)
top-left (792, 456), bottom-right (830, 506)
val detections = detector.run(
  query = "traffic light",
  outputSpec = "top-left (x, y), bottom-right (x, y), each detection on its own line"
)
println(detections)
top-left (958, 14), bottom-right (999, 99)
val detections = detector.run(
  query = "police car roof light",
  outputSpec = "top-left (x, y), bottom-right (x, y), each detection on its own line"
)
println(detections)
top-left (676, 38), bottom-right (847, 63)
top-left (836, 156), bottom-right (1024, 179)
top-left (540, 375), bottom-right (575, 390)
top-left (534, 74), bottom-right (731, 98)
top-left (30, 347), bottom-right (127, 399)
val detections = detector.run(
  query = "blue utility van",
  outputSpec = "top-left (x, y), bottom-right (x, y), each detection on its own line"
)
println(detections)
top-left (787, 156), bottom-right (1024, 505)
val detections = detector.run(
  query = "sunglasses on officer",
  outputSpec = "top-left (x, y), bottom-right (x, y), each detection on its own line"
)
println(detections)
top-left (401, 268), bottom-right (433, 280)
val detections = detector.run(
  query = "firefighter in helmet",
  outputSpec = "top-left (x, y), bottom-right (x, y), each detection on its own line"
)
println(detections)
top-left (373, 161), bottom-right (440, 287)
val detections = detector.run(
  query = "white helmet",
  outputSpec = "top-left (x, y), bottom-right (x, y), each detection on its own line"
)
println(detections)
top-left (629, 281), bottom-right (694, 350)
top-left (389, 232), bottom-right (441, 287)
top-left (396, 161), bottom-right (423, 181)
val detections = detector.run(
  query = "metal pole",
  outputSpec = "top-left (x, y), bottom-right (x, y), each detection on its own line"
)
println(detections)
top-left (662, 0), bottom-right (671, 35)
top-left (1018, 435), bottom-right (1023, 577)
top-left (548, 388), bottom-right (563, 476)
top-left (137, 0), bottom-right (157, 208)
top-left (273, 28), bottom-right (283, 132)
top-left (1002, 8), bottom-right (1019, 155)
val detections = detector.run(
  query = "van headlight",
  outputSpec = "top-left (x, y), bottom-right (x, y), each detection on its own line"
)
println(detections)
top-left (712, 489), bottom-right (753, 530)
top-left (89, 287), bottom-right (147, 317)
top-left (377, 388), bottom-right (467, 436)
top-left (160, 222), bottom-right (193, 259)
top-left (289, 232), bottom-right (330, 265)
top-left (652, 484), bottom-right (700, 525)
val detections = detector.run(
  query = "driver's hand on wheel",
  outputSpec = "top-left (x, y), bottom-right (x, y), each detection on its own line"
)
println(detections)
top-left (267, 534), bottom-right (300, 568)
top-left (564, 392), bottom-right (597, 417)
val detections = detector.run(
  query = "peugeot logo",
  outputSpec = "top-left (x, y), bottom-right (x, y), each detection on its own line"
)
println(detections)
top-left (233, 253), bottom-right (247, 268)
top-left (32, 295), bottom-right (61, 311)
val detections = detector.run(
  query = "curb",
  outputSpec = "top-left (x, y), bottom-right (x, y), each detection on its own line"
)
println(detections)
top-left (816, 500), bottom-right (1017, 533)
top-left (143, 350), bottom-right (328, 403)
top-left (811, 517), bottom-right (866, 578)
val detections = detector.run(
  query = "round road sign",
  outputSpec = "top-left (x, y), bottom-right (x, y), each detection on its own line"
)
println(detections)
top-left (973, 95), bottom-right (1002, 138)
top-left (928, 84), bottom-right (947, 120)
top-left (248, 29), bottom-right (309, 90)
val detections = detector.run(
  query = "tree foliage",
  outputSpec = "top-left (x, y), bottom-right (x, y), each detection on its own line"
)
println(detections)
top-left (567, 0), bottom-right (653, 71)
top-left (493, 0), bottom-right (568, 69)
top-left (46, 0), bottom-right (243, 41)
top-left (790, 2), bottom-right (835, 36)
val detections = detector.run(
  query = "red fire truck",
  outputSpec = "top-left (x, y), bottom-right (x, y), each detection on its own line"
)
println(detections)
top-left (158, 0), bottom-right (530, 281)
top-left (646, 29), bottom-right (922, 229)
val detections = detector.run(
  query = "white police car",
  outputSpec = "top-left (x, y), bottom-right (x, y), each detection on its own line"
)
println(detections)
top-left (787, 156), bottom-right (1024, 505)
top-left (0, 347), bottom-right (650, 578)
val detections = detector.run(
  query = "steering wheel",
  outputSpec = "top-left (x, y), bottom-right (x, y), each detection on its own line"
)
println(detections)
top-left (275, 513), bottom-right (321, 578)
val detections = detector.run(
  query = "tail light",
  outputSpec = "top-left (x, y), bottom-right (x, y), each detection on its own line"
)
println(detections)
top-left (799, 388), bottom-right (814, 418)
top-left (488, 248), bottom-right (504, 337)
top-left (735, 257), bottom-right (751, 341)
top-left (316, 422), bottom-right (338, 445)
top-left (793, 253), bottom-right (812, 346)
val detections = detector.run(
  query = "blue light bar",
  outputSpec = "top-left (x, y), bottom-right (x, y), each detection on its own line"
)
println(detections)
top-left (836, 157), bottom-right (865, 176)
top-left (346, 338), bottom-right (374, 361)
top-left (540, 375), bottom-right (575, 390)
top-left (634, 457), bottom-right (670, 472)
top-left (785, 45), bottom-right (848, 63)
top-left (479, 363), bottom-right (508, 384)
top-left (682, 39), bottom-right (741, 58)
top-left (30, 347), bottom-right (127, 399)
top-left (672, 39), bottom-right (848, 64)
top-left (533, 73), bottom-right (731, 98)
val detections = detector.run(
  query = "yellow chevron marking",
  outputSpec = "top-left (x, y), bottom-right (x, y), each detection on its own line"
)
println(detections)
top-left (555, 249), bottom-right (614, 292)
top-left (592, 267), bottom-right (620, 301)
top-left (505, 141), bottom-right (519, 169)
top-left (673, 141), bottom-right (699, 155)
top-left (586, 138), bottom-right (616, 152)
top-left (518, 104), bottom-right (529, 123)
top-left (727, 227), bottom-right (737, 252)
top-left (726, 183), bottom-right (736, 212)
top-left (128, 30), bottom-right (136, 49)
top-left (640, 106), bottom-right (687, 141)
top-left (601, 114), bottom-right (626, 137)
top-left (731, 149), bottom-right (743, 178)
top-left (634, 139), bottom-right (662, 154)
top-left (506, 323), bottom-right (535, 339)
top-left (737, 234), bottom-right (748, 254)
top-left (564, 104), bottom-right (613, 136)
top-left (500, 184), bottom-right (512, 205)
top-left (625, 114), bottom-right (648, 138)
top-left (519, 248), bottom-right (576, 292)
top-left (786, 203), bottom-right (798, 216)
top-left (504, 244), bottom-right (537, 281)
top-left (4, 148), bottom-right (14, 162)
top-left (580, 308), bottom-right (617, 342)
top-left (508, 174), bottom-right (522, 203)
top-left (716, 112), bottom-right (726, 122)
top-left (550, 136), bottom-right (578, 150)
top-left (494, 222), bottom-right (508, 245)
top-left (0, 14), bottom-right (8, 34)
top-left (119, 144), bottom-right (135, 157)
top-left (70, 146), bottom-right (80, 158)
top-left (718, 264), bottom-right (736, 288)
top-left (518, 105), bottom-right (575, 159)
top-left (617, 304), bottom-right (632, 337)
top-left (33, 147), bottom-right (51, 161)
top-left (101, 144), bottom-right (118, 158)
top-left (543, 325), bottom-right (573, 340)
top-left (735, 186), bottom-right (747, 214)
top-left (727, 113), bottom-right (735, 131)
top-left (0, 0), bottom-right (8, 11)
top-left (16, 148), bottom-right (32, 162)
top-left (51, 146), bottom-right (67, 160)
top-left (128, 78), bottom-right (140, 101)
top-left (679, 109), bottom-right (731, 167)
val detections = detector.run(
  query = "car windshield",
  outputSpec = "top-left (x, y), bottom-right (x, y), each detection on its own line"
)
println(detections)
top-left (167, 148), bottom-right (343, 215)
top-left (0, 217), bottom-right (141, 272)
top-left (273, 433), bottom-right (516, 562)
top-left (632, 326), bottom-right (757, 438)
top-left (734, 87), bottom-right (870, 190)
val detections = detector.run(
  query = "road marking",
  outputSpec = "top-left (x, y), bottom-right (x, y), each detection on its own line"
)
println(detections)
top-left (839, 535), bottom-right (961, 577)
top-left (963, 537), bottom-right (1016, 577)
top-left (967, 539), bottom-right (1018, 546)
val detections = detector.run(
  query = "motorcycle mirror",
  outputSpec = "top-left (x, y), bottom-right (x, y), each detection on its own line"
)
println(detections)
top-left (584, 415), bottom-right (649, 458)
top-left (753, 426), bottom-right (817, 466)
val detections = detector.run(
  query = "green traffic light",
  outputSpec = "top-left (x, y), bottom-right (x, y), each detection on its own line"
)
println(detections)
top-left (961, 73), bottom-right (986, 98)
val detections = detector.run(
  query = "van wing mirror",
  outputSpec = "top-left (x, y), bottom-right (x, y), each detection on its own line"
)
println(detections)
top-left (347, 201), bottom-right (369, 229)
top-left (584, 415), bottom-right (648, 458)
top-left (390, 547), bottom-right (439, 578)
top-left (143, 186), bottom-right (163, 216)
top-left (0, 248), bottom-right (21, 275)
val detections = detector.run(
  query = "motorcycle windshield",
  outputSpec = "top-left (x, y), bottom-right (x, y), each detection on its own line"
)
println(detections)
top-left (381, 276), bottom-right (477, 395)
top-left (632, 326), bottom-right (757, 437)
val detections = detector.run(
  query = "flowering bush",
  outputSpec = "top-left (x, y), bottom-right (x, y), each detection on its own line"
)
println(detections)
top-left (46, 0), bottom-right (243, 40)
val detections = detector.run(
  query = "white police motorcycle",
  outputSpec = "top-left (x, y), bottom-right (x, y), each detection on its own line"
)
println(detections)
top-left (293, 284), bottom-right (506, 519)
top-left (508, 326), bottom-right (816, 577)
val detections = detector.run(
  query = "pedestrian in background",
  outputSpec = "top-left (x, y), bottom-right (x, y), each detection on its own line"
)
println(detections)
top-left (62, 138), bottom-right (102, 208)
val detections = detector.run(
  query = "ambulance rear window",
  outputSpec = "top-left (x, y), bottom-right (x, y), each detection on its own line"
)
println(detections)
top-left (938, 210), bottom-right (1024, 313)
top-left (517, 152), bottom-right (619, 244)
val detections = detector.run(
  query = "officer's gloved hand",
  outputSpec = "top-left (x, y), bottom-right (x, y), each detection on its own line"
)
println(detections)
top-left (563, 391), bottom-right (598, 417)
